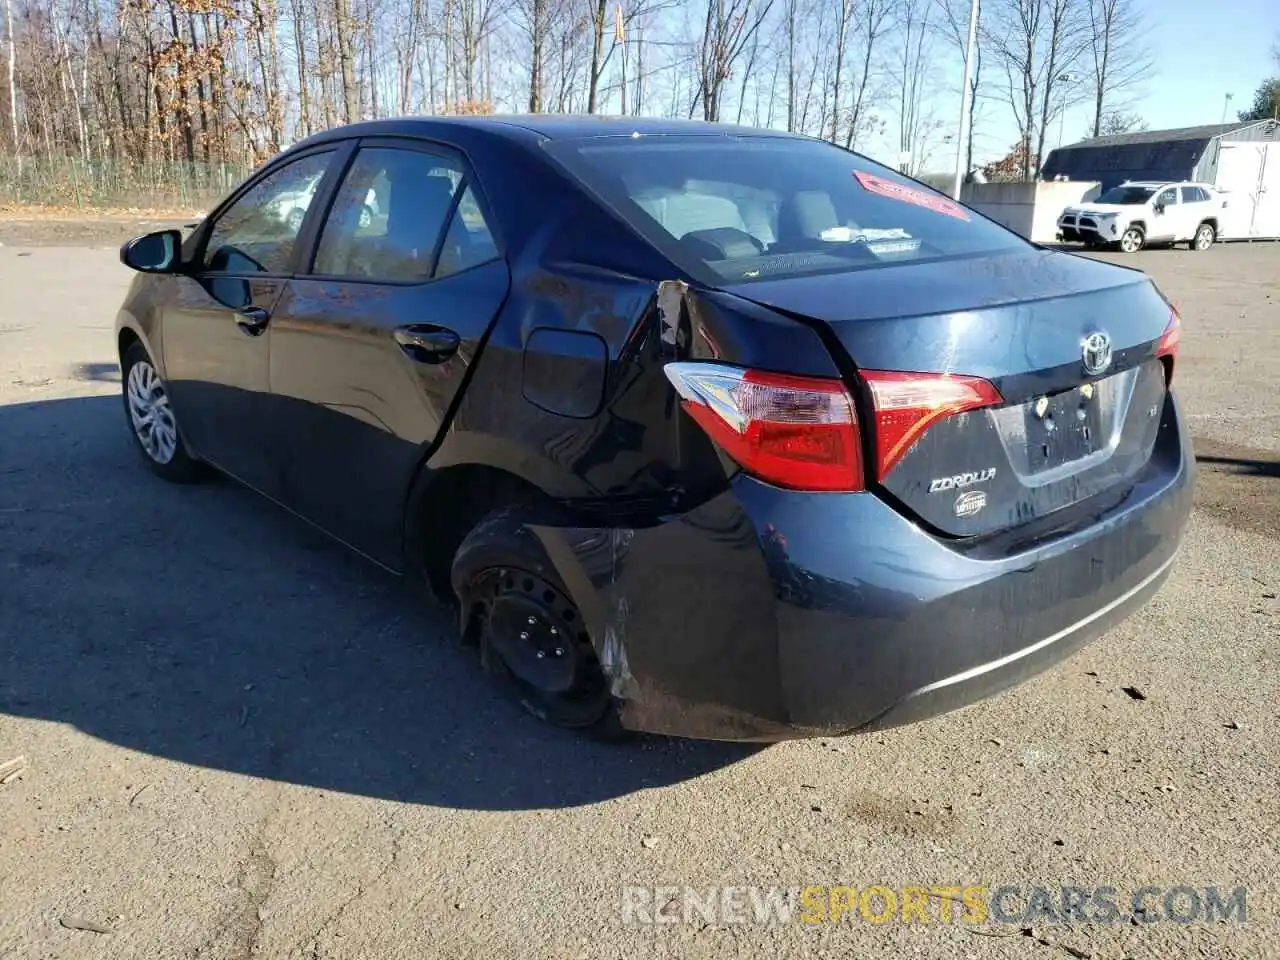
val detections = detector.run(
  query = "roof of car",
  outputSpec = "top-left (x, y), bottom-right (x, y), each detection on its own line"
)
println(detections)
top-left (296, 114), bottom-right (801, 147)
top-left (1120, 180), bottom-right (1213, 189)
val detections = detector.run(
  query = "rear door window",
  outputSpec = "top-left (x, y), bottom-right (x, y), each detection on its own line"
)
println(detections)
top-left (313, 147), bottom-right (463, 282)
top-left (434, 185), bottom-right (499, 278)
top-left (544, 136), bottom-right (1026, 284)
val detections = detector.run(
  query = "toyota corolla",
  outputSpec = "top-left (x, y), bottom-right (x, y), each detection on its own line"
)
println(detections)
top-left (114, 116), bottom-right (1192, 741)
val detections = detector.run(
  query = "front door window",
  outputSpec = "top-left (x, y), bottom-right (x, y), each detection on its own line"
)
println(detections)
top-left (202, 151), bottom-right (335, 275)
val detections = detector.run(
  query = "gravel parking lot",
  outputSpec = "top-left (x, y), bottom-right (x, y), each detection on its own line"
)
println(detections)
top-left (1, 223), bottom-right (1277, 959)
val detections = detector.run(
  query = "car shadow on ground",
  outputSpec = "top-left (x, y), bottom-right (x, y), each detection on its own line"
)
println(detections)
top-left (1195, 453), bottom-right (1280, 479)
top-left (0, 395), bottom-right (759, 811)
top-left (71, 360), bottom-right (122, 383)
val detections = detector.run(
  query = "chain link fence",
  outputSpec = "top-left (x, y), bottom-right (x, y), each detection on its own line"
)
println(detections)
top-left (0, 157), bottom-right (253, 212)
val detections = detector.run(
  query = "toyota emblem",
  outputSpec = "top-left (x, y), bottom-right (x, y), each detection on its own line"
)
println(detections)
top-left (1081, 331), bottom-right (1113, 377)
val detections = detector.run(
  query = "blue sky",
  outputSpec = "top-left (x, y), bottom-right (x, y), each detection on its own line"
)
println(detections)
top-left (911, 0), bottom-right (1278, 168)
top-left (1067, 0), bottom-right (1278, 135)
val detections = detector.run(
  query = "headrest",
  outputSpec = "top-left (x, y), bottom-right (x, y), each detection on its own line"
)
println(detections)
top-left (386, 175), bottom-right (456, 241)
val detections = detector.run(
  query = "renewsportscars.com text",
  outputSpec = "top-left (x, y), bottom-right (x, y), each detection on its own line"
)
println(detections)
top-left (621, 884), bottom-right (1248, 926)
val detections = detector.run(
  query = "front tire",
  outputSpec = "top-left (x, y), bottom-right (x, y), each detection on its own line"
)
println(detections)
top-left (1191, 221), bottom-right (1216, 251)
top-left (1118, 226), bottom-right (1145, 254)
top-left (451, 510), bottom-right (626, 739)
top-left (121, 341), bottom-right (204, 483)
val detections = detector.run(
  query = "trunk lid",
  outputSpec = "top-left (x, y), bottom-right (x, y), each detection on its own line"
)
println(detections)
top-left (727, 249), bottom-right (1176, 537)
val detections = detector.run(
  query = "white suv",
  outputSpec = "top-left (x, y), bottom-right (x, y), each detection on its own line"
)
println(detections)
top-left (1058, 181), bottom-right (1226, 253)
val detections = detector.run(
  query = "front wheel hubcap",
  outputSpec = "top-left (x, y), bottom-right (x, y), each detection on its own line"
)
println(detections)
top-left (127, 360), bottom-right (179, 464)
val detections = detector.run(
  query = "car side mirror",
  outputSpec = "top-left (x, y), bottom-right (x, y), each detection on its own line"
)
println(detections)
top-left (1153, 204), bottom-right (1164, 215)
top-left (120, 229), bottom-right (183, 274)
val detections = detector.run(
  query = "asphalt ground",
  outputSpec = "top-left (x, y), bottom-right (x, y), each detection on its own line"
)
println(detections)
top-left (1, 219), bottom-right (1277, 959)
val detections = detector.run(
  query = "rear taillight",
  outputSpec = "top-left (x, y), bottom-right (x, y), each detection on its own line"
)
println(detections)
top-left (862, 371), bottom-right (1004, 478)
top-left (1156, 308), bottom-right (1180, 383)
top-left (664, 362), bottom-right (1004, 491)
top-left (663, 363), bottom-right (862, 491)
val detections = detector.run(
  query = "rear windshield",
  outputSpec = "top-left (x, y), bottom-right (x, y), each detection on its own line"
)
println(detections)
top-left (1096, 185), bottom-right (1157, 205)
top-left (544, 136), bottom-right (1026, 283)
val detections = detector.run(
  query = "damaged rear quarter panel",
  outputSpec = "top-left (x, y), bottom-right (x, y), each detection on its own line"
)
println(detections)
top-left (530, 495), bottom-right (807, 741)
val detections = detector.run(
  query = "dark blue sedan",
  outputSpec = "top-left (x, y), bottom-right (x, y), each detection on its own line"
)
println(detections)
top-left (114, 116), bottom-right (1192, 741)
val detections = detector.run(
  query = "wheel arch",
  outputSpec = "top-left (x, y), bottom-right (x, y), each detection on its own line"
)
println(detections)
top-left (116, 317), bottom-right (162, 377)
top-left (403, 457), bottom-right (564, 604)
top-left (118, 325), bottom-right (142, 359)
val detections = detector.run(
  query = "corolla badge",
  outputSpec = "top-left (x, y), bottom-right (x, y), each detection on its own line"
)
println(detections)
top-left (1081, 330), bottom-right (1113, 376)
top-left (929, 468), bottom-right (996, 493)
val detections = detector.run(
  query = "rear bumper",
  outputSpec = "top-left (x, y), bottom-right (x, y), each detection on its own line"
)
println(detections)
top-left (534, 392), bottom-right (1194, 741)
top-left (855, 550), bottom-right (1175, 731)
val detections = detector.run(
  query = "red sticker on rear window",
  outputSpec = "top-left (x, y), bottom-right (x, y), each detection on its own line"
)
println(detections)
top-left (853, 171), bottom-right (970, 222)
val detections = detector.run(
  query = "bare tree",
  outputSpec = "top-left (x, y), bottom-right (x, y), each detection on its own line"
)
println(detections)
top-left (1084, 0), bottom-right (1150, 137)
top-left (827, 0), bottom-right (853, 141)
top-left (1095, 108), bottom-right (1143, 135)
top-left (333, 0), bottom-right (361, 121)
top-left (783, 0), bottom-right (797, 129)
top-left (512, 0), bottom-right (555, 109)
top-left (841, 0), bottom-right (889, 148)
top-left (454, 0), bottom-right (504, 106)
top-left (584, 0), bottom-right (672, 114)
top-left (3, 0), bottom-right (18, 154)
top-left (693, 0), bottom-right (773, 121)
top-left (986, 0), bottom-right (1090, 180)
top-left (892, 0), bottom-right (935, 173)
top-left (780, 0), bottom-right (833, 134)
top-left (585, 0), bottom-right (609, 111)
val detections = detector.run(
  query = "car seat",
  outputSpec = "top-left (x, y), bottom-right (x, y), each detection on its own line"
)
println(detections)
top-left (774, 190), bottom-right (840, 252)
top-left (378, 172), bottom-right (458, 281)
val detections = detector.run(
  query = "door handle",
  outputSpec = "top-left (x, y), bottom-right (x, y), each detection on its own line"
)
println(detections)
top-left (235, 306), bottom-right (271, 336)
top-left (394, 325), bottom-right (460, 364)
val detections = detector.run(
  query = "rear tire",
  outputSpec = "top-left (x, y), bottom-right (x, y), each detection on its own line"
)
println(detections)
top-left (1118, 226), bottom-right (1144, 254)
top-left (1191, 221), bottom-right (1216, 251)
top-left (121, 341), bottom-right (205, 483)
top-left (451, 509), bottom-right (628, 740)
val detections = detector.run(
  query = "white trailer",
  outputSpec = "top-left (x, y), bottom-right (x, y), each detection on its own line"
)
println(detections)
top-left (1212, 138), bottom-right (1280, 240)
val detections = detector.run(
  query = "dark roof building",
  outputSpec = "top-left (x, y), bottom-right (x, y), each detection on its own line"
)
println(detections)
top-left (1041, 120), bottom-right (1280, 190)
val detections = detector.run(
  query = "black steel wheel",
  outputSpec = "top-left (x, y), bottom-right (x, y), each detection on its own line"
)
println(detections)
top-left (451, 509), bottom-right (626, 738)
top-left (469, 567), bottom-right (611, 728)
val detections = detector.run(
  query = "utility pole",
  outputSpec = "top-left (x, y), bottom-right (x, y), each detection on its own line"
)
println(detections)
top-left (1056, 72), bottom-right (1080, 148)
top-left (1219, 92), bottom-right (1233, 126)
top-left (951, 0), bottom-right (979, 199)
